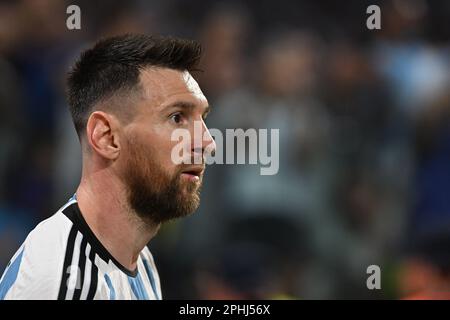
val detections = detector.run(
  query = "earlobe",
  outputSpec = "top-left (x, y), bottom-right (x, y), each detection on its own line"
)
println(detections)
top-left (86, 111), bottom-right (121, 160)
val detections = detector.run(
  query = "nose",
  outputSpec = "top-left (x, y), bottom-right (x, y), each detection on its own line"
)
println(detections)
top-left (192, 119), bottom-right (216, 162)
top-left (202, 122), bottom-right (216, 156)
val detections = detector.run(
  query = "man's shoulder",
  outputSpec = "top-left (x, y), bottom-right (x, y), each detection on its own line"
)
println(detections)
top-left (14, 198), bottom-right (77, 270)
top-left (140, 246), bottom-right (156, 264)
top-left (24, 200), bottom-right (76, 251)
top-left (0, 200), bottom-right (77, 299)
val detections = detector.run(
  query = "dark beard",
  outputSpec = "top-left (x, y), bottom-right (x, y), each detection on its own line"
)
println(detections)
top-left (123, 137), bottom-right (202, 225)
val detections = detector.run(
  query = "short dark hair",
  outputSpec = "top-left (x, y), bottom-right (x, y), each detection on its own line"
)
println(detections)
top-left (67, 34), bottom-right (202, 137)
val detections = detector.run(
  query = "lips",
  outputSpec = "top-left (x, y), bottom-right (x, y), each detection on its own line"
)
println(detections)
top-left (180, 165), bottom-right (205, 181)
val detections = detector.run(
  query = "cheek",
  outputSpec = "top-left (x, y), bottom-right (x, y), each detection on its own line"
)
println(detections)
top-left (146, 130), bottom-right (182, 171)
top-left (169, 135), bottom-right (195, 167)
top-left (130, 123), bottom-right (185, 173)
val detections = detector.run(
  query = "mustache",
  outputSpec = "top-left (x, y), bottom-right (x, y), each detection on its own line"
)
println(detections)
top-left (176, 153), bottom-right (207, 166)
top-left (177, 144), bottom-right (209, 164)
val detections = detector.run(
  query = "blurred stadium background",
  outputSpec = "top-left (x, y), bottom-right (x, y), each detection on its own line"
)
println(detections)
top-left (0, 0), bottom-right (450, 299)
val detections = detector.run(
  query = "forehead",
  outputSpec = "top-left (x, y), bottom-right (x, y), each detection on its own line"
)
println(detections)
top-left (138, 67), bottom-right (207, 110)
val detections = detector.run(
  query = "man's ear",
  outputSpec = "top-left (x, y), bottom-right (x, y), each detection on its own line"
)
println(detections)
top-left (86, 111), bottom-right (121, 160)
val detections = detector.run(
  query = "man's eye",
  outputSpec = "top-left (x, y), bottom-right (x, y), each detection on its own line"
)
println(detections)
top-left (170, 113), bottom-right (183, 124)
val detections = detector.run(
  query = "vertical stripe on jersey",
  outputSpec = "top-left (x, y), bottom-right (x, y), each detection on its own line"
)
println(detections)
top-left (127, 273), bottom-right (149, 300)
top-left (79, 243), bottom-right (92, 299)
top-left (104, 274), bottom-right (116, 300)
top-left (86, 248), bottom-right (98, 299)
top-left (142, 259), bottom-right (160, 300)
top-left (65, 231), bottom-right (83, 299)
top-left (72, 236), bottom-right (88, 300)
top-left (57, 225), bottom-right (77, 300)
top-left (0, 249), bottom-right (24, 300)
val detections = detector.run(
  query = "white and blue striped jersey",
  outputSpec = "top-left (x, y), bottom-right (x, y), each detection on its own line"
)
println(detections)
top-left (0, 197), bottom-right (162, 300)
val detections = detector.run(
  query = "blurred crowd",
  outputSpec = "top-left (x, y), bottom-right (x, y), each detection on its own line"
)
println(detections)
top-left (0, 0), bottom-right (449, 299)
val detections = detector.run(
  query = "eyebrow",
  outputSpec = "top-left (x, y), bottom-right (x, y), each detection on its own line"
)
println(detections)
top-left (164, 101), bottom-right (211, 116)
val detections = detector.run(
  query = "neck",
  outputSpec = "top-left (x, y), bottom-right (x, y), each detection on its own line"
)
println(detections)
top-left (75, 165), bottom-right (160, 272)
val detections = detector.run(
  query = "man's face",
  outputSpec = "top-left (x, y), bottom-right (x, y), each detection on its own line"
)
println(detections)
top-left (119, 67), bottom-right (215, 225)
